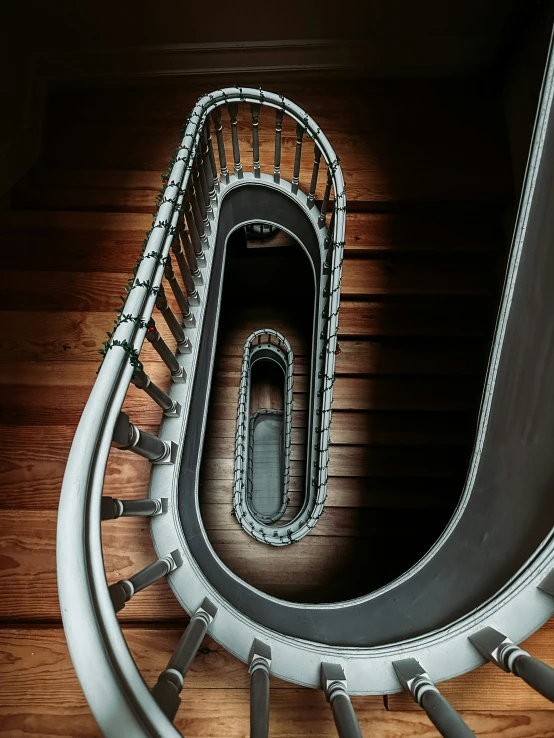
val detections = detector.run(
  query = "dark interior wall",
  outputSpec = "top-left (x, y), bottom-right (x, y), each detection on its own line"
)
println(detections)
top-left (10, 0), bottom-right (532, 49)
top-left (0, 0), bottom-right (546, 202)
top-left (502, 1), bottom-right (554, 200)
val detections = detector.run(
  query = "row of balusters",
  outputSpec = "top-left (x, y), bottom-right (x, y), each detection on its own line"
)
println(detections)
top-left (234, 331), bottom-right (295, 534)
top-left (98, 99), bottom-right (345, 735)
top-left (97, 97), bottom-right (343, 667)
top-left (102, 101), bottom-right (338, 477)
top-left (98, 528), bottom-right (554, 738)
top-left (105, 212), bottom-right (206, 468)
top-left (167, 102), bottom-right (335, 226)
top-left (210, 103), bottom-right (335, 219)
top-left (98, 221), bottom-right (554, 738)
top-left (97, 100), bottom-right (338, 615)
top-left (92, 98), bottom-right (554, 738)
top-left (83, 504), bottom-right (554, 738)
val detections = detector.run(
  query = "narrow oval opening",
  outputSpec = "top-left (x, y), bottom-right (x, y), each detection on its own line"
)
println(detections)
top-left (248, 357), bottom-right (286, 522)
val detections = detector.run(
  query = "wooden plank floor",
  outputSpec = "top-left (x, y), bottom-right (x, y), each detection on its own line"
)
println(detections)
top-left (1, 76), bottom-right (553, 735)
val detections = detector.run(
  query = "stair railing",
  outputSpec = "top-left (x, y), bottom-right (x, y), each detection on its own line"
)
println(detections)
top-left (55, 68), bottom-right (554, 738)
top-left (234, 328), bottom-right (294, 532)
top-left (57, 87), bottom-right (346, 737)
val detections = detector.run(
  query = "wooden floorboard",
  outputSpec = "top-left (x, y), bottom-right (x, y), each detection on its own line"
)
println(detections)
top-left (1, 624), bottom-right (554, 738)
top-left (0, 706), bottom-right (552, 738)
top-left (3, 76), bottom-right (548, 733)
top-left (0, 303), bottom-right (491, 365)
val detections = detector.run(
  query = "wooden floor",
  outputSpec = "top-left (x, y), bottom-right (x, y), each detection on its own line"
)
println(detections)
top-left (1, 76), bottom-right (553, 736)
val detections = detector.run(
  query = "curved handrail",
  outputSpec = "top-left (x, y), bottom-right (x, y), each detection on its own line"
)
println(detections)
top-left (57, 65), bottom-right (554, 733)
top-left (57, 87), bottom-right (346, 736)
top-left (152, 64), bottom-right (554, 696)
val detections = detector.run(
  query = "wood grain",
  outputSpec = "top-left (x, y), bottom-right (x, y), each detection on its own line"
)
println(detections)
top-left (0, 73), bottom-right (529, 730)
top-left (0, 301), bottom-right (489, 367)
top-left (0, 703), bottom-right (552, 738)
top-left (0, 423), bottom-right (468, 510)
top-left (200, 446), bottom-right (464, 481)
top-left (2, 623), bottom-right (554, 703)
top-left (209, 375), bottom-right (478, 412)
top-left (386, 621), bottom-right (554, 712)
top-left (5, 196), bottom-right (504, 259)
top-left (1, 627), bottom-right (554, 738)
top-left (203, 412), bottom-right (471, 453)
top-left (219, 338), bottom-right (486, 375)
top-left (0, 426), bottom-right (157, 507)
top-left (201, 476), bottom-right (462, 509)
top-left (0, 512), bottom-right (182, 622)
top-left (0, 259), bottom-right (490, 316)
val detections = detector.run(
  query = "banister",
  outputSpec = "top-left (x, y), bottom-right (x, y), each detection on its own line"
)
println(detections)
top-left (54, 65), bottom-right (554, 734)
top-left (57, 85), bottom-right (346, 736)
top-left (147, 59), bottom-right (554, 694)
top-left (233, 329), bottom-right (296, 538)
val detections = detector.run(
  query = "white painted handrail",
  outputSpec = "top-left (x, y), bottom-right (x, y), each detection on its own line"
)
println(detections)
top-left (57, 66), bottom-right (554, 736)
top-left (233, 329), bottom-right (294, 537)
top-left (57, 87), bottom-right (346, 737)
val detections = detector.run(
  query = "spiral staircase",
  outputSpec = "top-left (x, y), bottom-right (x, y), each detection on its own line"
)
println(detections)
top-left (45, 41), bottom-right (554, 737)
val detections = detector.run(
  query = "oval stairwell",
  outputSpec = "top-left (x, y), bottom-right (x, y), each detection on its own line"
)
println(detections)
top-left (0, 20), bottom-right (520, 738)
top-left (46, 56), bottom-right (554, 738)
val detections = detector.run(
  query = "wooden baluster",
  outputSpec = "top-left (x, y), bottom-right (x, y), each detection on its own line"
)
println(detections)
top-left (274, 109), bottom-right (284, 183)
top-left (177, 212), bottom-right (203, 280)
top-left (249, 640), bottom-right (271, 738)
top-left (131, 364), bottom-right (181, 416)
top-left (211, 107), bottom-right (229, 184)
top-left (196, 147), bottom-right (213, 219)
top-left (109, 549), bottom-right (182, 613)
top-left (228, 102), bottom-right (243, 179)
top-left (319, 169), bottom-right (333, 226)
top-left (321, 664), bottom-right (363, 738)
top-left (201, 126), bottom-right (217, 201)
top-left (204, 118), bottom-right (219, 191)
top-left (292, 122), bottom-right (304, 194)
top-left (251, 103), bottom-right (261, 178)
top-left (184, 188), bottom-right (206, 259)
top-left (153, 599), bottom-right (218, 721)
top-left (308, 145), bottom-right (321, 208)
top-left (393, 659), bottom-right (476, 738)
top-left (112, 411), bottom-right (177, 464)
top-left (192, 160), bottom-right (210, 235)
top-left (324, 207), bottom-right (336, 270)
top-left (164, 254), bottom-right (194, 325)
top-left (155, 285), bottom-right (191, 353)
top-left (470, 626), bottom-right (554, 704)
top-left (171, 235), bottom-right (199, 302)
top-left (101, 496), bottom-right (167, 520)
top-left (145, 318), bottom-right (186, 382)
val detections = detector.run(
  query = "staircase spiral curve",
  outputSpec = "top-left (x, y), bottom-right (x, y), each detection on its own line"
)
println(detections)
top-left (58, 60), bottom-right (554, 738)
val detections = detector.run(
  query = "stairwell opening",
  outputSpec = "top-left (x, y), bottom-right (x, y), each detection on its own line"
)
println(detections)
top-left (248, 358), bottom-right (286, 523)
top-left (198, 208), bottom-right (471, 605)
